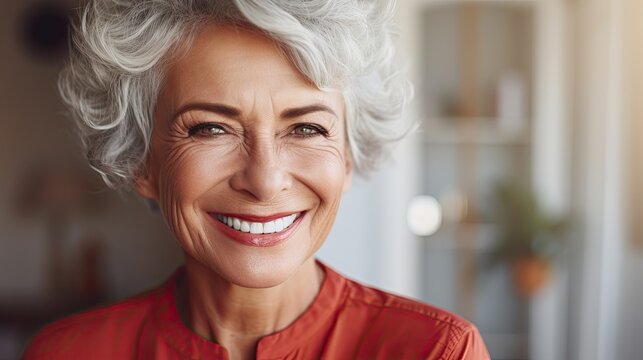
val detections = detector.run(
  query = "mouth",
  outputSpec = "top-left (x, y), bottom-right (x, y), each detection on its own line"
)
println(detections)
top-left (215, 212), bottom-right (301, 234)
top-left (209, 211), bottom-right (305, 247)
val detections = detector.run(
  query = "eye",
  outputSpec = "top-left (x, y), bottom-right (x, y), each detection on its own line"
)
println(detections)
top-left (291, 123), bottom-right (328, 138)
top-left (188, 123), bottom-right (226, 138)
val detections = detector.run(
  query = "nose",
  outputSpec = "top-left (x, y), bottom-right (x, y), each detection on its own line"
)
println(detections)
top-left (229, 138), bottom-right (293, 202)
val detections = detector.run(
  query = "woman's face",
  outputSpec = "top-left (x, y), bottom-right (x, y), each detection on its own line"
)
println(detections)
top-left (136, 25), bottom-right (352, 288)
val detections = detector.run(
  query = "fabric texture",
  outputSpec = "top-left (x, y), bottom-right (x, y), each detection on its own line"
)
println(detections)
top-left (23, 262), bottom-right (490, 359)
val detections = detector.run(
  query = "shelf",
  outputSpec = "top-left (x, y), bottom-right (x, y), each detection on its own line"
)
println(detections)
top-left (422, 118), bottom-right (531, 146)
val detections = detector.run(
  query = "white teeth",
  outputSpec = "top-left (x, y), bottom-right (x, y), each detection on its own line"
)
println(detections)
top-left (217, 213), bottom-right (300, 234)
top-left (263, 221), bottom-right (276, 234)
top-left (275, 218), bottom-right (284, 232)
top-left (282, 214), bottom-right (295, 228)
top-left (250, 222), bottom-right (263, 234)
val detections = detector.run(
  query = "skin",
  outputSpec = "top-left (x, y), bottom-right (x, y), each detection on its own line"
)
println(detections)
top-left (134, 25), bottom-right (352, 360)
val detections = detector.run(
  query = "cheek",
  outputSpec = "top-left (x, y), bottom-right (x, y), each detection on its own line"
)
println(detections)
top-left (153, 142), bottom-right (245, 264)
top-left (286, 144), bottom-right (348, 196)
top-left (153, 142), bottom-right (238, 242)
top-left (285, 145), bottom-right (348, 234)
top-left (158, 143), bottom-right (236, 203)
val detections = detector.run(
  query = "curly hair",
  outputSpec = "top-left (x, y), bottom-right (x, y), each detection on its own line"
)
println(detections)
top-left (59, 0), bottom-right (414, 188)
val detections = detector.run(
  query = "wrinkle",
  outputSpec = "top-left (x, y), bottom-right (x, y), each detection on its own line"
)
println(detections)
top-left (134, 27), bottom-right (354, 359)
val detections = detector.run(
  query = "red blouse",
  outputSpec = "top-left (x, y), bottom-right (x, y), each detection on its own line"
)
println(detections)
top-left (24, 262), bottom-right (489, 359)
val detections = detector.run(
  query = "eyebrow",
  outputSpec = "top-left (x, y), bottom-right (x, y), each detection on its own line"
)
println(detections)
top-left (281, 104), bottom-right (338, 119)
top-left (171, 102), bottom-right (338, 122)
top-left (172, 103), bottom-right (241, 121)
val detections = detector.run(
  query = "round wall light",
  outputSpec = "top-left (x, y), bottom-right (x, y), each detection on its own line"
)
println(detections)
top-left (407, 195), bottom-right (442, 237)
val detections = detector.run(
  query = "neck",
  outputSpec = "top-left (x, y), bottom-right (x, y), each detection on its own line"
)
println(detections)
top-left (177, 256), bottom-right (324, 360)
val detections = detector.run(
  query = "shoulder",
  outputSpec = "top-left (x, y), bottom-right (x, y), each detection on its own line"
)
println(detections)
top-left (23, 287), bottom-right (161, 360)
top-left (346, 277), bottom-right (472, 330)
top-left (334, 271), bottom-right (489, 359)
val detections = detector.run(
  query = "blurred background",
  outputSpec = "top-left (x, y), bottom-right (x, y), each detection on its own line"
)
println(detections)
top-left (0, 0), bottom-right (641, 359)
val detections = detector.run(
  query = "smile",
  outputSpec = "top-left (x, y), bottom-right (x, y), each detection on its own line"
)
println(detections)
top-left (215, 213), bottom-right (301, 234)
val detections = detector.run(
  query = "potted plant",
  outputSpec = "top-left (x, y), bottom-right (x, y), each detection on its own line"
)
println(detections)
top-left (487, 181), bottom-right (567, 297)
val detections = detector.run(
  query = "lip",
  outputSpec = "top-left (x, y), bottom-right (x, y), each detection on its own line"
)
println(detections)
top-left (217, 212), bottom-right (297, 223)
top-left (209, 212), bottom-right (305, 247)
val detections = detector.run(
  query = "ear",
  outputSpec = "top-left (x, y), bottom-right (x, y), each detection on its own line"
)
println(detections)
top-left (133, 161), bottom-right (159, 201)
top-left (342, 149), bottom-right (353, 193)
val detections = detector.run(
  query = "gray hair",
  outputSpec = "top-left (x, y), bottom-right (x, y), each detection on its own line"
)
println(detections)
top-left (59, 0), bottom-right (414, 188)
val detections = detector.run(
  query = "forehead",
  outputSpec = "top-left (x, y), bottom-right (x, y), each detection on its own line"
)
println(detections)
top-left (161, 25), bottom-right (341, 109)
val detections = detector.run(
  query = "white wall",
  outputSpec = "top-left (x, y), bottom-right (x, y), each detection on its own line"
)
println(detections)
top-left (316, 176), bottom-right (380, 285)
top-left (569, 0), bottom-right (643, 359)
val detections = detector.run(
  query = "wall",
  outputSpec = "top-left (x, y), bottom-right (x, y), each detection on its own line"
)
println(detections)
top-left (569, 0), bottom-right (643, 359)
top-left (0, 0), bottom-right (182, 303)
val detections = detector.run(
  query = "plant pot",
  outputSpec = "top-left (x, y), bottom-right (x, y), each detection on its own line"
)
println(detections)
top-left (511, 255), bottom-right (552, 297)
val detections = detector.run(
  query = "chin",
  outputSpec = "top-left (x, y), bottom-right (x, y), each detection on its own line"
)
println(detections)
top-left (186, 240), bottom-right (315, 289)
top-left (229, 264), bottom-right (299, 289)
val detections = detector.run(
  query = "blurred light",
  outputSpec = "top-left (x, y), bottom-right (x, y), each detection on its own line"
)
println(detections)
top-left (439, 190), bottom-right (469, 223)
top-left (407, 195), bottom-right (442, 236)
top-left (20, 3), bottom-right (69, 58)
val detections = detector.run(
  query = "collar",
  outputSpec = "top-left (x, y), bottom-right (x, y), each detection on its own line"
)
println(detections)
top-left (152, 260), bottom-right (347, 359)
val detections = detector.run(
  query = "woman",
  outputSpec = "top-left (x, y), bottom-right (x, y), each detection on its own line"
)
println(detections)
top-left (25, 1), bottom-right (489, 359)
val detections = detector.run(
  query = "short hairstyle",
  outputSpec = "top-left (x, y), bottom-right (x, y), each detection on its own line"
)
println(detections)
top-left (59, 0), bottom-right (414, 188)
